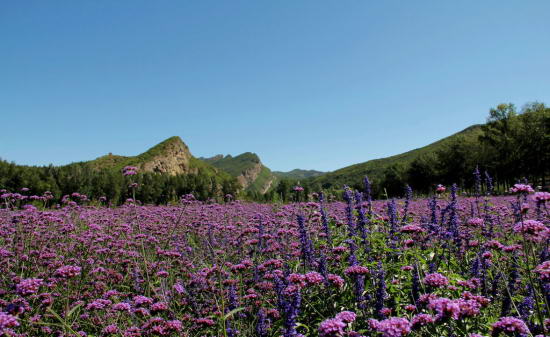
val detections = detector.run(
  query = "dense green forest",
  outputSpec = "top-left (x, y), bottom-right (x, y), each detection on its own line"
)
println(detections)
top-left (1, 102), bottom-right (548, 204)
top-left (0, 161), bottom-right (240, 205)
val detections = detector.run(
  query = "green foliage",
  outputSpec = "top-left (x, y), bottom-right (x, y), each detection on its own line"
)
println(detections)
top-left (200, 152), bottom-right (278, 195)
top-left (201, 152), bottom-right (261, 177)
top-left (272, 169), bottom-right (325, 180)
top-left (302, 102), bottom-right (550, 198)
top-left (0, 136), bottom-right (239, 204)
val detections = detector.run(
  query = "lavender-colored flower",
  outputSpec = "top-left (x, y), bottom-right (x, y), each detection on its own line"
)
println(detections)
top-left (54, 265), bottom-right (81, 278)
top-left (297, 215), bottom-right (313, 267)
top-left (423, 273), bottom-right (449, 288)
top-left (0, 312), bottom-right (19, 329)
top-left (343, 187), bottom-right (357, 237)
top-left (256, 309), bottom-right (269, 337)
top-left (318, 318), bottom-right (346, 337)
top-left (510, 183), bottom-right (535, 195)
top-left (491, 317), bottom-right (529, 336)
top-left (373, 317), bottom-right (411, 337)
top-left (16, 278), bottom-right (43, 296)
top-left (335, 311), bottom-right (356, 323)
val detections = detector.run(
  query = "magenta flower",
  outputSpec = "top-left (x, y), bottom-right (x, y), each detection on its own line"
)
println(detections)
top-left (0, 312), bottom-right (19, 329)
top-left (54, 265), bottom-right (81, 278)
top-left (513, 220), bottom-right (549, 242)
top-left (344, 265), bottom-right (370, 276)
top-left (491, 317), bottom-right (529, 335)
top-left (373, 317), bottom-right (411, 337)
top-left (423, 273), bottom-right (449, 287)
top-left (509, 183), bottom-right (534, 194)
top-left (318, 318), bottom-right (346, 337)
top-left (533, 191), bottom-right (550, 202)
top-left (534, 261), bottom-right (550, 281)
top-left (335, 311), bottom-right (356, 323)
top-left (16, 278), bottom-right (43, 296)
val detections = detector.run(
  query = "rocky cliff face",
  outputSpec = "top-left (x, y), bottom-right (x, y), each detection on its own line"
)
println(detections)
top-left (198, 152), bottom-right (276, 194)
top-left (139, 137), bottom-right (195, 175)
top-left (237, 162), bottom-right (263, 189)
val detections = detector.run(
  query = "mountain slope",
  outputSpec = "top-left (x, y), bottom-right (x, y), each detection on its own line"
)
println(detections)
top-left (200, 152), bottom-right (277, 194)
top-left (86, 136), bottom-right (233, 180)
top-left (310, 125), bottom-right (483, 189)
top-left (273, 169), bottom-right (325, 180)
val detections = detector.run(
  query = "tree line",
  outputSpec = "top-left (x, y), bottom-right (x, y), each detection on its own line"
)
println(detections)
top-left (0, 161), bottom-right (240, 205)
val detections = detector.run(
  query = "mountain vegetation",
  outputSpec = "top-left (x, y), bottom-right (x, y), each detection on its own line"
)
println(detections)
top-left (1, 102), bottom-right (548, 204)
top-left (273, 169), bottom-right (325, 180)
top-left (0, 137), bottom-right (240, 204)
top-left (302, 102), bottom-right (550, 199)
top-left (199, 152), bottom-right (277, 196)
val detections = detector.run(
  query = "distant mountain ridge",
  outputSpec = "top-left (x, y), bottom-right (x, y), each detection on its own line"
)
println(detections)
top-left (199, 152), bottom-right (276, 194)
top-left (309, 125), bottom-right (484, 189)
top-left (86, 136), bottom-right (230, 179)
top-left (273, 169), bottom-right (325, 180)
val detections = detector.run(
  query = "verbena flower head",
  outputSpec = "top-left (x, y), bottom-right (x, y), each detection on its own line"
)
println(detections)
top-left (344, 265), bottom-right (370, 276)
top-left (318, 318), bottom-right (346, 337)
top-left (491, 317), bottom-right (529, 336)
top-left (533, 191), bottom-right (550, 202)
top-left (534, 261), bottom-right (550, 281)
top-left (16, 278), bottom-right (43, 296)
top-left (373, 317), bottom-right (411, 337)
top-left (0, 312), bottom-right (19, 330)
top-left (512, 220), bottom-right (549, 242)
top-left (122, 166), bottom-right (138, 176)
top-left (410, 314), bottom-right (434, 329)
top-left (54, 265), bottom-right (81, 278)
top-left (423, 273), bottom-right (449, 288)
top-left (335, 311), bottom-right (356, 323)
top-left (509, 184), bottom-right (534, 194)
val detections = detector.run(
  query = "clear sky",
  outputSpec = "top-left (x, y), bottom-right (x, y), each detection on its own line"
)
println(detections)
top-left (1, 1), bottom-right (549, 172)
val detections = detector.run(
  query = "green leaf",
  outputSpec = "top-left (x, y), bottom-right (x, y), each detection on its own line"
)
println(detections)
top-left (223, 307), bottom-right (245, 320)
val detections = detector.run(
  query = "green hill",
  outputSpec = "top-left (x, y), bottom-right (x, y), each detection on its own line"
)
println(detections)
top-left (273, 169), bottom-right (325, 180)
top-left (199, 152), bottom-right (277, 194)
top-left (309, 125), bottom-right (484, 189)
top-left (84, 136), bottom-right (232, 181)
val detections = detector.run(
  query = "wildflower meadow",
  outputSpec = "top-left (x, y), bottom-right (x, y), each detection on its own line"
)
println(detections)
top-left (0, 169), bottom-right (549, 337)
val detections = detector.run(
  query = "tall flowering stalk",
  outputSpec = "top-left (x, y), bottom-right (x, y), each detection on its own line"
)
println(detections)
top-left (364, 176), bottom-right (373, 216)
top-left (297, 215), bottom-right (313, 269)
top-left (343, 187), bottom-right (357, 238)
top-left (401, 185), bottom-right (413, 224)
top-left (318, 192), bottom-right (332, 245)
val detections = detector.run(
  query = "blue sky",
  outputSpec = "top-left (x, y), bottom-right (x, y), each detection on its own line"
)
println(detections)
top-left (1, 1), bottom-right (549, 172)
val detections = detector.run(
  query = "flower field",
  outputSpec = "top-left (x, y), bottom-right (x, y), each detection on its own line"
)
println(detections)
top-left (0, 183), bottom-right (549, 336)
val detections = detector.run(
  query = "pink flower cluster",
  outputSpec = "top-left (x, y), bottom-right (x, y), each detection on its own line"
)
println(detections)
top-left (54, 265), bottom-right (81, 278)
top-left (427, 297), bottom-right (481, 320)
top-left (122, 166), bottom-right (138, 176)
top-left (466, 217), bottom-right (484, 227)
top-left (534, 261), bottom-right (550, 281)
top-left (509, 183), bottom-right (534, 194)
top-left (0, 312), bottom-right (19, 330)
top-left (400, 224), bottom-right (425, 234)
top-left (16, 278), bottom-right (43, 296)
top-left (344, 265), bottom-right (370, 276)
top-left (491, 317), bottom-right (529, 335)
top-left (318, 311), bottom-right (356, 337)
top-left (370, 317), bottom-right (411, 337)
top-left (512, 220), bottom-right (549, 242)
top-left (410, 314), bottom-right (434, 329)
top-left (423, 273), bottom-right (449, 288)
top-left (533, 191), bottom-right (550, 202)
